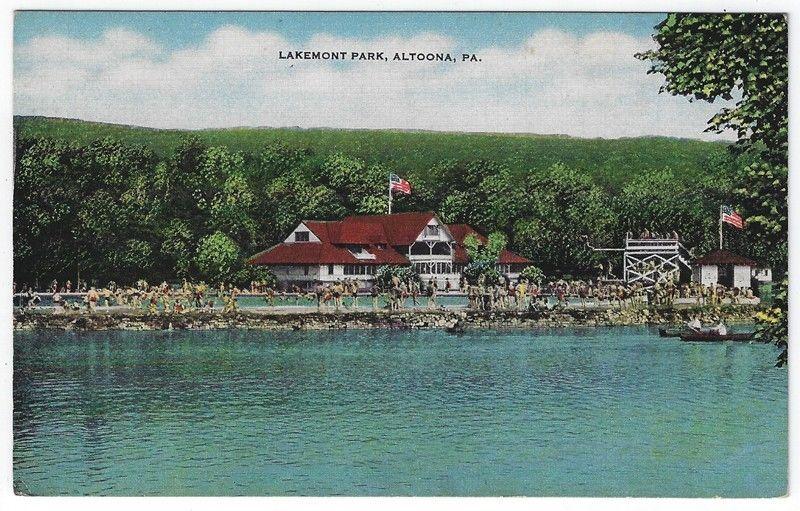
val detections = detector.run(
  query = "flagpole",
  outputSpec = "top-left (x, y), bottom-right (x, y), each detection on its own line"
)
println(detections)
top-left (388, 173), bottom-right (393, 214)
top-left (719, 205), bottom-right (723, 250)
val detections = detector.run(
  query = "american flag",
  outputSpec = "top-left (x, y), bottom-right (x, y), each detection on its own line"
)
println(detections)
top-left (721, 205), bottom-right (745, 229)
top-left (390, 173), bottom-right (412, 195)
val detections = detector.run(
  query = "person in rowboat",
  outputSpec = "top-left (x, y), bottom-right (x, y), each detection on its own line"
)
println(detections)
top-left (687, 316), bottom-right (702, 332)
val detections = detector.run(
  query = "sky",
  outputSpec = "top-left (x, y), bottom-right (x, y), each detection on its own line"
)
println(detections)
top-left (13, 11), bottom-right (735, 140)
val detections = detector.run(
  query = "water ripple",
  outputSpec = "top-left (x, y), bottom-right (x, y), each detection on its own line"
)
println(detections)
top-left (13, 327), bottom-right (787, 497)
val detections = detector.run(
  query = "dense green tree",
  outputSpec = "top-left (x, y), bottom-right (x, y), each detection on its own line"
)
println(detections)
top-left (519, 265), bottom-right (545, 284)
top-left (613, 169), bottom-right (725, 256)
top-left (513, 164), bottom-right (614, 276)
top-left (463, 232), bottom-right (507, 264)
top-left (13, 136), bottom-right (160, 284)
top-left (462, 231), bottom-right (508, 285)
top-left (638, 13), bottom-right (788, 364)
top-left (160, 219), bottom-right (194, 279)
top-left (638, 14), bottom-right (786, 161)
top-left (194, 231), bottom-right (240, 285)
top-left (264, 173), bottom-right (346, 237)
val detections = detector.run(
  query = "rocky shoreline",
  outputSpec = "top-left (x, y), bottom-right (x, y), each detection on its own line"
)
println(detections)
top-left (13, 305), bottom-right (760, 332)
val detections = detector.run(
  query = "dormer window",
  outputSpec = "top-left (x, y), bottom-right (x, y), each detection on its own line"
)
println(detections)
top-left (426, 225), bottom-right (439, 236)
top-left (294, 231), bottom-right (309, 242)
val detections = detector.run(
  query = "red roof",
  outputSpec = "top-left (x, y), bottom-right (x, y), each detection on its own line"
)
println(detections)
top-left (340, 212), bottom-right (436, 245)
top-left (248, 242), bottom-right (408, 266)
top-left (251, 214), bottom-right (531, 267)
top-left (693, 250), bottom-right (757, 267)
top-left (305, 212), bottom-right (438, 245)
top-left (303, 221), bottom-right (335, 243)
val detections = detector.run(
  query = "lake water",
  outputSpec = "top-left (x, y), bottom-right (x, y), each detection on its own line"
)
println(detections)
top-left (13, 327), bottom-right (787, 496)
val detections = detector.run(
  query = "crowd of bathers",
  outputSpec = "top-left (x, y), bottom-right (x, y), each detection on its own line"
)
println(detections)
top-left (13, 272), bottom-right (757, 314)
top-left (14, 279), bottom-right (242, 313)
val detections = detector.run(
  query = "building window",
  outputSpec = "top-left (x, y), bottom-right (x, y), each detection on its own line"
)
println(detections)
top-left (295, 231), bottom-right (309, 242)
top-left (495, 264), bottom-right (511, 274)
top-left (415, 262), bottom-right (453, 275)
top-left (410, 243), bottom-right (430, 255)
top-left (431, 242), bottom-right (451, 255)
top-left (328, 264), bottom-right (334, 275)
top-left (426, 225), bottom-right (439, 236)
top-left (344, 265), bottom-right (377, 276)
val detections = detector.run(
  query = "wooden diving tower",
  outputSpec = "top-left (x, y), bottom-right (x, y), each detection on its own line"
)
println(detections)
top-left (586, 234), bottom-right (692, 286)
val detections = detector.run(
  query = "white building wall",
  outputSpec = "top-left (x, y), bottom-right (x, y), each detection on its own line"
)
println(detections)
top-left (314, 264), bottom-right (376, 288)
top-left (316, 264), bottom-right (342, 281)
top-left (692, 265), bottom-right (718, 286)
top-left (752, 267), bottom-right (772, 283)
top-left (283, 222), bottom-right (321, 243)
top-left (271, 265), bottom-right (320, 287)
top-left (733, 265), bottom-right (751, 288)
top-left (416, 217), bottom-right (454, 243)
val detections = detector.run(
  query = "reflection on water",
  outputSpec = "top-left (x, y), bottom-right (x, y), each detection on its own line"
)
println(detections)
top-left (14, 327), bottom-right (787, 496)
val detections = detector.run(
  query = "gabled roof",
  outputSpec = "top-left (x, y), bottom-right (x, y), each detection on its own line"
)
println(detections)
top-left (302, 212), bottom-right (445, 245)
top-left (448, 224), bottom-right (532, 265)
top-left (302, 221), bottom-right (336, 243)
top-left (693, 249), bottom-right (757, 267)
top-left (337, 211), bottom-right (437, 245)
top-left (251, 214), bottom-right (531, 268)
top-left (248, 242), bottom-right (408, 266)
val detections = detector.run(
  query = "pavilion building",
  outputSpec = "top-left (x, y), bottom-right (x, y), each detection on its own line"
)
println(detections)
top-left (691, 249), bottom-right (759, 289)
top-left (248, 211), bottom-right (531, 289)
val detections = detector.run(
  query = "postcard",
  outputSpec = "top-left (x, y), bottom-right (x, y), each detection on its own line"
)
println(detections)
top-left (10, 8), bottom-right (789, 499)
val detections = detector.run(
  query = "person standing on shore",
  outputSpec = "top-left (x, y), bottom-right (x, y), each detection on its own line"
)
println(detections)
top-left (101, 288), bottom-right (113, 307)
top-left (52, 289), bottom-right (65, 311)
top-left (466, 283), bottom-right (477, 309)
top-left (26, 286), bottom-right (39, 309)
top-left (391, 284), bottom-right (402, 311)
top-left (517, 279), bottom-right (528, 310)
top-left (371, 285), bottom-right (379, 310)
top-left (148, 291), bottom-right (158, 314)
top-left (314, 282), bottom-right (324, 309)
top-left (224, 286), bottom-right (240, 313)
top-left (497, 282), bottom-right (507, 309)
top-left (86, 287), bottom-right (99, 312)
top-left (349, 280), bottom-right (359, 309)
top-left (427, 279), bottom-right (438, 309)
top-left (332, 280), bottom-right (343, 311)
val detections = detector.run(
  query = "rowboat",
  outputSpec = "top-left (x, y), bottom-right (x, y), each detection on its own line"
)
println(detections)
top-left (658, 327), bottom-right (683, 338)
top-left (678, 331), bottom-right (756, 342)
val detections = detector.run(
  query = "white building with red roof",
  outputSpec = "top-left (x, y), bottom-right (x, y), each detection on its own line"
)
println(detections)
top-left (248, 211), bottom-right (531, 289)
top-left (691, 249), bottom-right (762, 289)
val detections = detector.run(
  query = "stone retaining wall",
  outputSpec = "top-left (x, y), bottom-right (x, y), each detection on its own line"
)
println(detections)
top-left (13, 306), bottom-right (759, 332)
